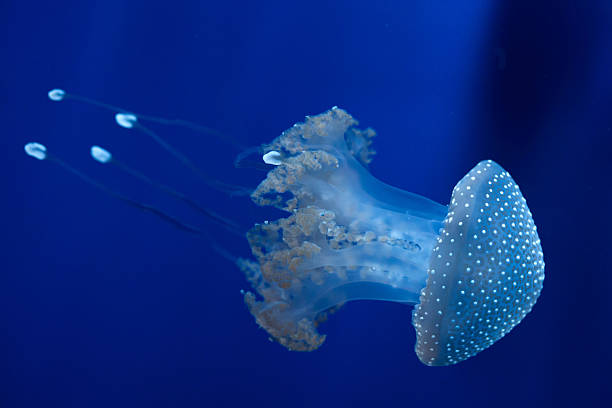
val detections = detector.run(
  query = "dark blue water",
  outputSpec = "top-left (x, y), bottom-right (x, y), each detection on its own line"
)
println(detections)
top-left (4, 1), bottom-right (611, 407)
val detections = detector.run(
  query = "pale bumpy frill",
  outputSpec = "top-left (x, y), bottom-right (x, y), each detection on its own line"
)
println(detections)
top-left (238, 108), bottom-right (381, 350)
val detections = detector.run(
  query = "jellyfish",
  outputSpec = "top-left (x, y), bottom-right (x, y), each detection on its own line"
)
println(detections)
top-left (26, 91), bottom-right (545, 366)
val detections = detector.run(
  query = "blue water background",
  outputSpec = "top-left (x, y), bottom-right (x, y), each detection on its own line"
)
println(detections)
top-left (3, 1), bottom-right (611, 407)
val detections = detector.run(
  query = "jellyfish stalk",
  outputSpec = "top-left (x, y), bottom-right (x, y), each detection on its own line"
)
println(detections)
top-left (47, 89), bottom-right (245, 150)
top-left (48, 89), bottom-right (252, 196)
top-left (23, 142), bottom-right (242, 244)
top-left (90, 145), bottom-right (242, 236)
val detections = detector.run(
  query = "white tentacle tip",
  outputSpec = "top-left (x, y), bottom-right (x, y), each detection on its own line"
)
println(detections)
top-left (91, 146), bottom-right (112, 163)
top-left (48, 89), bottom-right (66, 101)
top-left (115, 113), bottom-right (138, 128)
top-left (262, 150), bottom-right (282, 166)
top-left (25, 142), bottom-right (47, 160)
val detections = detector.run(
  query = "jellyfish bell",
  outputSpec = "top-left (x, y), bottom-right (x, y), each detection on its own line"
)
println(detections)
top-left (239, 107), bottom-right (545, 365)
top-left (412, 160), bottom-right (545, 365)
top-left (30, 91), bottom-right (544, 366)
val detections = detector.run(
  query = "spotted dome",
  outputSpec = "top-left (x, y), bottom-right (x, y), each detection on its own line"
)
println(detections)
top-left (412, 160), bottom-right (545, 366)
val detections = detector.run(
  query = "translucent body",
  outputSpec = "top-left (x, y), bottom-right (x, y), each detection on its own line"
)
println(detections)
top-left (239, 108), bottom-right (544, 359)
top-left (31, 90), bottom-right (544, 365)
top-left (239, 108), bottom-right (448, 350)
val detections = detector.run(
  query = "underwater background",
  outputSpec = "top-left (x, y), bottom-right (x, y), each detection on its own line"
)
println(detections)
top-left (3, 1), bottom-right (611, 407)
